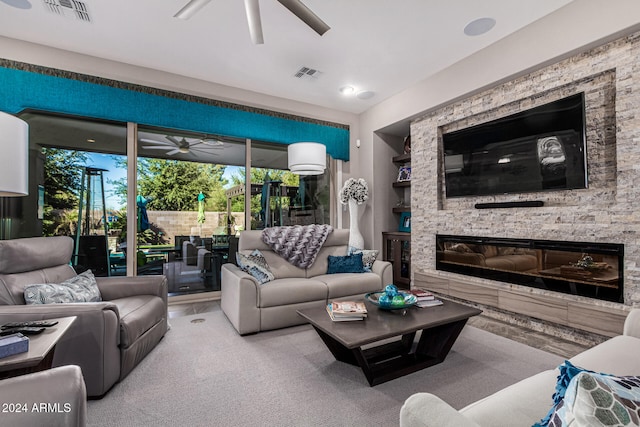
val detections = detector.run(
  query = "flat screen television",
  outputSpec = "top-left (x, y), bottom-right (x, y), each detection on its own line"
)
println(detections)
top-left (443, 93), bottom-right (587, 198)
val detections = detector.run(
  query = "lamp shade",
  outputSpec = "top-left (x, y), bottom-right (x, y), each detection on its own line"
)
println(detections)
top-left (0, 112), bottom-right (28, 196)
top-left (288, 142), bottom-right (326, 175)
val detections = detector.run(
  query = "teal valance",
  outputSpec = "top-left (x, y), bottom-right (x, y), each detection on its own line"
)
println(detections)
top-left (0, 63), bottom-right (349, 161)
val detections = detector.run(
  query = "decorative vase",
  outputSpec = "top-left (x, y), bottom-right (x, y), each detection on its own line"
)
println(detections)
top-left (348, 198), bottom-right (364, 250)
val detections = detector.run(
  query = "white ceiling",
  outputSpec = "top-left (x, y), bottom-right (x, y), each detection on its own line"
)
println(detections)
top-left (0, 0), bottom-right (574, 114)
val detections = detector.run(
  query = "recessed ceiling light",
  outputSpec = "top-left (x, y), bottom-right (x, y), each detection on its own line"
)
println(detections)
top-left (464, 17), bottom-right (496, 36)
top-left (339, 86), bottom-right (355, 95)
top-left (86, 139), bottom-right (96, 143)
top-left (356, 91), bottom-right (375, 100)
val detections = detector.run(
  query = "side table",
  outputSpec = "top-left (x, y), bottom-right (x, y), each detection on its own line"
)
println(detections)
top-left (0, 316), bottom-right (76, 380)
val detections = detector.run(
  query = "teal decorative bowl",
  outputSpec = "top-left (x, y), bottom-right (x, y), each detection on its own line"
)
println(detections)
top-left (365, 291), bottom-right (417, 310)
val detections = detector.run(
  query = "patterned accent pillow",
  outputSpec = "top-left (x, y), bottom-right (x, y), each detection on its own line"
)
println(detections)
top-left (24, 270), bottom-right (102, 304)
top-left (327, 253), bottom-right (365, 274)
top-left (236, 249), bottom-right (274, 285)
top-left (535, 360), bottom-right (611, 427)
top-left (547, 372), bottom-right (640, 427)
top-left (348, 248), bottom-right (379, 272)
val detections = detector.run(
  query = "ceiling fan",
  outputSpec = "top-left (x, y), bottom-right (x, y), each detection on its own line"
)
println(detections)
top-left (174, 0), bottom-right (330, 45)
top-left (140, 135), bottom-right (223, 157)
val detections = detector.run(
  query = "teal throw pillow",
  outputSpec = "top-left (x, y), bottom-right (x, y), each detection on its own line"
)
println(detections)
top-left (534, 360), bottom-right (611, 427)
top-left (546, 372), bottom-right (640, 427)
top-left (236, 249), bottom-right (274, 285)
top-left (348, 247), bottom-right (379, 272)
top-left (24, 270), bottom-right (102, 304)
top-left (327, 253), bottom-right (365, 274)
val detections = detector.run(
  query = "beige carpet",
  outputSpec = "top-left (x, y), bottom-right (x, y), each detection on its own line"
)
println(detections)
top-left (87, 305), bottom-right (564, 427)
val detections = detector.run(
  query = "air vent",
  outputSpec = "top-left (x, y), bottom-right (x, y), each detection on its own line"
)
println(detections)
top-left (42, 0), bottom-right (91, 22)
top-left (294, 66), bottom-right (321, 80)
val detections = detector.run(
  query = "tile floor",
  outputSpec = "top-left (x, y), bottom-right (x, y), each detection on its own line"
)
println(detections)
top-left (168, 299), bottom-right (591, 359)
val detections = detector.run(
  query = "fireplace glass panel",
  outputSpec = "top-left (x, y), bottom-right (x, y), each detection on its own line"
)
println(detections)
top-left (436, 235), bottom-right (623, 303)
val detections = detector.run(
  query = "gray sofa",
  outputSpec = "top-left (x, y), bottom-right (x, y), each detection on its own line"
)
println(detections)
top-left (400, 308), bottom-right (640, 427)
top-left (221, 229), bottom-right (392, 335)
top-left (0, 236), bottom-right (168, 397)
top-left (0, 365), bottom-right (87, 426)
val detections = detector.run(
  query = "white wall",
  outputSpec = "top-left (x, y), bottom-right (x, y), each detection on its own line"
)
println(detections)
top-left (356, 0), bottom-right (640, 251)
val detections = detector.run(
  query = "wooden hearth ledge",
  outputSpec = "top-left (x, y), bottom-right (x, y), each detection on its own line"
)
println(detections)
top-left (414, 270), bottom-right (629, 339)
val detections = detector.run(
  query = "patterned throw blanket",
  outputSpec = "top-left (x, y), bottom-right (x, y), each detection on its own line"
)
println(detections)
top-left (261, 224), bottom-right (333, 269)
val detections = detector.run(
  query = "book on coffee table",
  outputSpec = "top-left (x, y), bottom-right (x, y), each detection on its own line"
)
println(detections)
top-left (416, 298), bottom-right (443, 308)
top-left (408, 288), bottom-right (435, 301)
top-left (327, 303), bottom-right (367, 322)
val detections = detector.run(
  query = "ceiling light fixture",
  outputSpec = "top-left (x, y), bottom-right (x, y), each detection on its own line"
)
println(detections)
top-left (464, 17), bottom-right (496, 36)
top-left (339, 86), bottom-right (355, 95)
top-left (288, 142), bottom-right (326, 175)
top-left (174, 0), bottom-right (211, 20)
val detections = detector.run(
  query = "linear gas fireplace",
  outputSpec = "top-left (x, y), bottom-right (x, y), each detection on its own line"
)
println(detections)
top-left (436, 235), bottom-right (624, 303)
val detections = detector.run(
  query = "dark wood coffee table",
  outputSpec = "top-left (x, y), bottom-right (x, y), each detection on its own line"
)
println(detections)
top-left (297, 299), bottom-right (481, 386)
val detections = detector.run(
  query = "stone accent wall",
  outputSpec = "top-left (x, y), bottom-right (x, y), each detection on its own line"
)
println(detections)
top-left (411, 32), bottom-right (640, 312)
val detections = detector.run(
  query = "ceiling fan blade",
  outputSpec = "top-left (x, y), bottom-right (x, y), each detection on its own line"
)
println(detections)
top-left (244, 0), bottom-right (264, 44)
top-left (189, 147), bottom-right (220, 156)
top-left (141, 146), bottom-right (176, 150)
top-left (166, 149), bottom-right (182, 156)
top-left (139, 138), bottom-right (175, 146)
top-left (165, 135), bottom-right (181, 145)
top-left (174, 0), bottom-right (212, 20)
top-left (276, 0), bottom-right (330, 36)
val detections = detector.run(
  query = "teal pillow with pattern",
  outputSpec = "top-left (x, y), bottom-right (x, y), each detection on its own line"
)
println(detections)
top-left (236, 249), bottom-right (274, 285)
top-left (547, 371), bottom-right (640, 427)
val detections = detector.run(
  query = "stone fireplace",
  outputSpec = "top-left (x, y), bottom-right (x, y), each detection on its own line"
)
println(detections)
top-left (408, 31), bottom-right (640, 341)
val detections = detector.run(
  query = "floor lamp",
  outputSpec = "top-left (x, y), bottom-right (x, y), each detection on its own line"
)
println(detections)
top-left (0, 112), bottom-right (29, 240)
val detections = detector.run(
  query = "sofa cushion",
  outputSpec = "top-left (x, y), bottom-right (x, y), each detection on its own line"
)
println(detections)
top-left (258, 278), bottom-right (328, 308)
top-left (327, 253), bottom-right (365, 274)
top-left (547, 372), bottom-right (640, 427)
top-left (349, 248), bottom-right (379, 272)
top-left (112, 295), bottom-right (166, 348)
top-left (317, 272), bottom-right (383, 299)
top-left (237, 250), bottom-right (274, 285)
top-left (24, 270), bottom-right (102, 304)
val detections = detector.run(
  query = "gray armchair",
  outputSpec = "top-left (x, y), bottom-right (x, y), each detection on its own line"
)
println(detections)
top-left (0, 236), bottom-right (168, 397)
top-left (0, 365), bottom-right (87, 427)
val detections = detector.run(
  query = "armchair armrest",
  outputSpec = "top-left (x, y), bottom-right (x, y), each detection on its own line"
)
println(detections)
top-left (0, 301), bottom-right (119, 322)
top-left (95, 275), bottom-right (168, 303)
top-left (0, 365), bottom-right (87, 427)
top-left (623, 308), bottom-right (640, 338)
top-left (0, 303), bottom-right (121, 397)
top-left (400, 393), bottom-right (480, 427)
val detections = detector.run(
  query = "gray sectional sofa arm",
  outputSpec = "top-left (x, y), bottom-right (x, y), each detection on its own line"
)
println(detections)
top-left (400, 393), bottom-right (480, 427)
top-left (623, 307), bottom-right (640, 337)
top-left (220, 264), bottom-right (260, 335)
top-left (0, 365), bottom-right (87, 427)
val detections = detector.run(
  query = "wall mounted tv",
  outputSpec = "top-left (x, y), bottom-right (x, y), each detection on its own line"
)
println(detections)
top-left (443, 93), bottom-right (587, 198)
